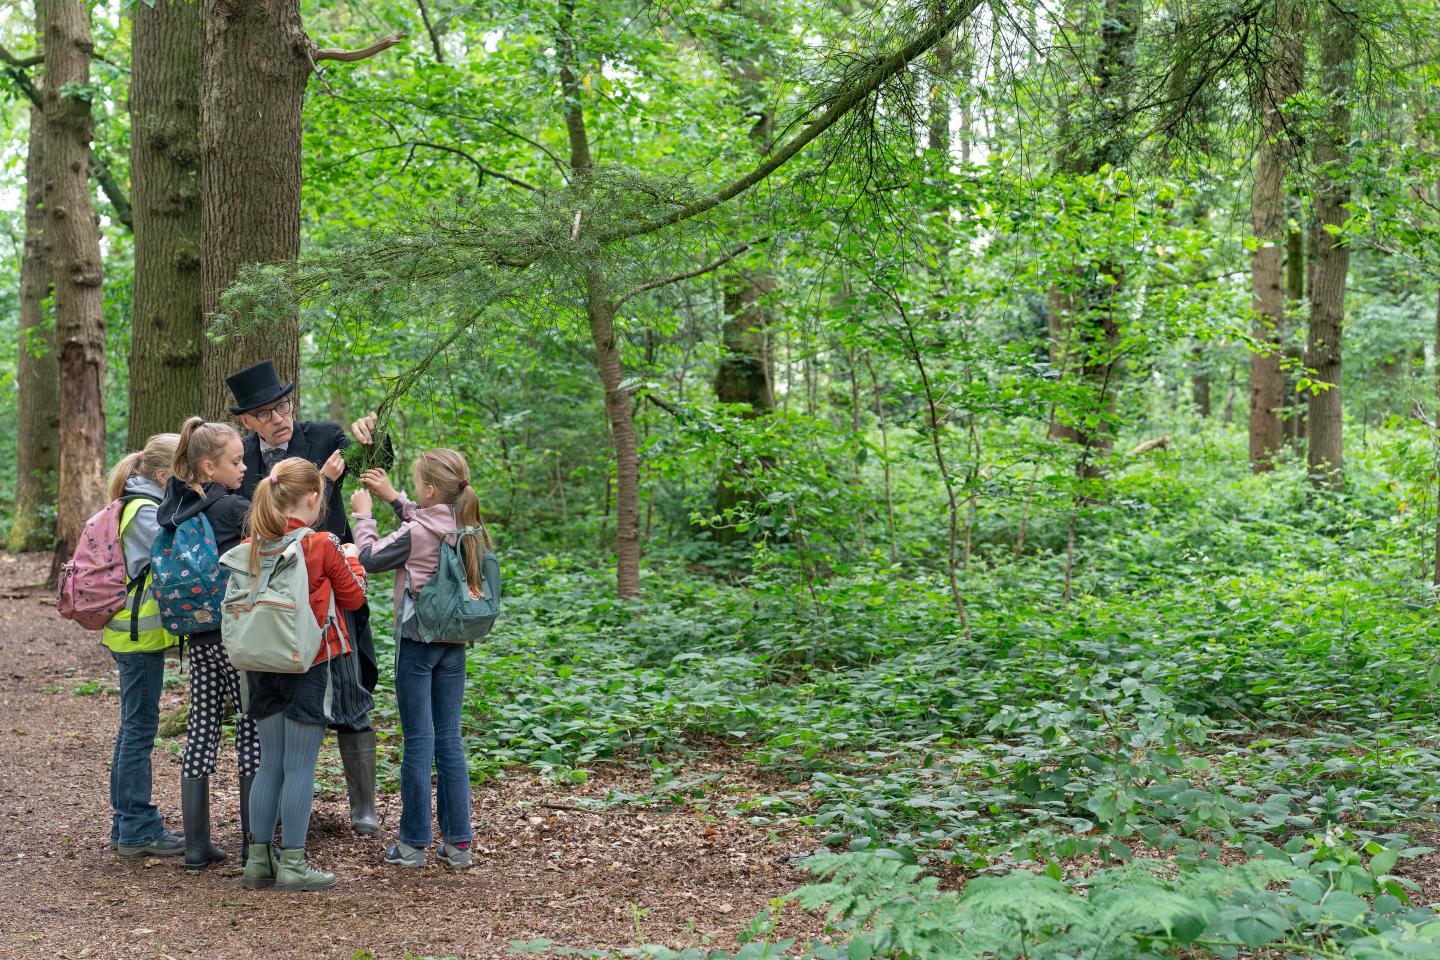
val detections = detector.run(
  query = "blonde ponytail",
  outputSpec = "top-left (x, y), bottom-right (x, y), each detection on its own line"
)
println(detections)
top-left (246, 457), bottom-right (325, 579)
top-left (106, 433), bottom-right (180, 502)
top-left (173, 416), bottom-right (240, 493)
top-left (414, 448), bottom-right (490, 596)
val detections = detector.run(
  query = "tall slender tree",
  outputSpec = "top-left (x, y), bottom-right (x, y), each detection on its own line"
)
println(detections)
top-left (555, 0), bottom-right (642, 596)
top-left (1304, 0), bottom-right (1359, 483)
top-left (9, 100), bottom-right (60, 553)
top-left (129, 0), bottom-right (203, 443)
top-left (44, 0), bottom-right (107, 566)
top-left (1247, 0), bottom-right (1303, 471)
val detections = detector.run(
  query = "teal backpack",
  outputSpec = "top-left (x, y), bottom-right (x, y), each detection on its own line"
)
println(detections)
top-left (412, 526), bottom-right (500, 643)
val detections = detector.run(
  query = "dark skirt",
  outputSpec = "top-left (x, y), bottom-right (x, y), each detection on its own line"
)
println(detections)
top-left (244, 611), bottom-right (373, 729)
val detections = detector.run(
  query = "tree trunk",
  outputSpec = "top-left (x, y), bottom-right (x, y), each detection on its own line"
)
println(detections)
top-left (1247, 0), bottom-right (1302, 472)
top-left (712, 0), bottom-right (777, 538)
top-left (1047, 0), bottom-right (1139, 476)
top-left (1284, 213), bottom-right (1307, 442)
top-left (559, 0), bottom-right (640, 597)
top-left (45, 0), bottom-right (108, 568)
top-left (1190, 344), bottom-right (1210, 417)
top-left (198, 0), bottom-right (308, 419)
top-left (129, 0), bottom-right (203, 443)
top-left (9, 102), bottom-right (60, 553)
top-left (587, 275), bottom-right (642, 597)
top-left (1304, 3), bottom-right (1358, 485)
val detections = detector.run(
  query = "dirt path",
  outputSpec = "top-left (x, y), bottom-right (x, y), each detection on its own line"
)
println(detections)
top-left (0, 552), bottom-right (821, 960)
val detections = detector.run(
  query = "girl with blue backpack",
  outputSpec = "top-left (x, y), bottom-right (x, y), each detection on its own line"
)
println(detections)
top-left (236, 457), bottom-right (368, 891)
top-left (102, 433), bottom-right (182, 859)
top-left (350, 448), bottom-right (495, 870)
top-left (154, 416), bottom-right (258, 870)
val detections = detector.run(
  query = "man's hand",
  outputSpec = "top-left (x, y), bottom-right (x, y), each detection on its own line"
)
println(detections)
top-left (360, 468), bottom-right (399, 502)
top-left (321, 449), bottom-right (345, 482)
top-left (350, 413), bottom-right (379, 444)
top-left (350, 488), bottom-right (373, 515)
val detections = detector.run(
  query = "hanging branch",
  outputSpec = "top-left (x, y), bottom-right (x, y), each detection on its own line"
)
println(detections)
top-left (599, 0), bottom-right (984, 246)
top-left (613, 237), bottom-right (769, 308)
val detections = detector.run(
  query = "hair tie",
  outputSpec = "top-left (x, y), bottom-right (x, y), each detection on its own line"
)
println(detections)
top-left (458, 479), bottom-right (470, 490)
top-left (269, 472), bottom-right (280, 486)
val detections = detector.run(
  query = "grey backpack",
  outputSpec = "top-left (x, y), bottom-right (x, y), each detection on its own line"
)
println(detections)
top-left (411, 526), bottom-right (500, 643)
top-left (218, 528), bottom-right (334, 672)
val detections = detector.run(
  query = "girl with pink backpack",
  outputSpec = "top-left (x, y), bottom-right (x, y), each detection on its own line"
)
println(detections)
top-left (101, 434), bottom-right (184, 858)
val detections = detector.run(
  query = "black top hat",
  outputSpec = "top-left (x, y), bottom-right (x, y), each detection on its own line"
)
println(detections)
top-left (226, 359), bottom-right (296, 415)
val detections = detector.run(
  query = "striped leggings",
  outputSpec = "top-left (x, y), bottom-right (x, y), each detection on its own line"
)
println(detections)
top-left (247, 712), bottom-right (327, 850)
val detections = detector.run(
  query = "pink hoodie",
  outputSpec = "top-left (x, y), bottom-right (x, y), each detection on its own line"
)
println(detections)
top-left (352, 492), bottom-right (460, 625)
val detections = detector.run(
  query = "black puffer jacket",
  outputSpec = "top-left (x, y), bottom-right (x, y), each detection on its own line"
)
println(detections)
top-left (156, 477), bottom-right (250, 647)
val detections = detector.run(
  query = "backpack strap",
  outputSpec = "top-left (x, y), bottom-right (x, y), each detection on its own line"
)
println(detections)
top-left (448, 526), bottom-right (493, 598)
top-left (247, 526), bottom-right (315, 604)
top-left (117, 497), bottom-right (159, 646)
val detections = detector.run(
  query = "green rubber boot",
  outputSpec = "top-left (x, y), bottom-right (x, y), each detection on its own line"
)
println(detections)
top-left (273, 847), bottom-right (336, 892)
top-left (240, 842), bottom-right (274, 890)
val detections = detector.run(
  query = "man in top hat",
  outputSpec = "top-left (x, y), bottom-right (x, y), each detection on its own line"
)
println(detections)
top-left (224, 359), bottom-right (383, 839)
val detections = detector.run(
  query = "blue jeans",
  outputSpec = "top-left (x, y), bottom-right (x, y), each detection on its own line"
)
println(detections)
top-left (395, 639), bottom-right (473, 848)
top-left (109, 651), bottom-right (166, 846)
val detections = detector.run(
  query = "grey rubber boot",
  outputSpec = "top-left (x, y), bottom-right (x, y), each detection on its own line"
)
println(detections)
top-left (274, 848), bottom-right (336, 891)
top-left (337, 730), bottom-right (381, 838)
top-left (181, 776), bottom-right (228, 870)
top-left (239, 775), bottom-right (256, 866)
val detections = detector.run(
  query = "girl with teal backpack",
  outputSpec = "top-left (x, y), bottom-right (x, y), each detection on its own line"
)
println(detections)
top-left (102, 434), bottom-right (184, 859)
top-left (350, 448), bottom-right (499, 871)
top-left (154, 417), bottom-right (258, 870)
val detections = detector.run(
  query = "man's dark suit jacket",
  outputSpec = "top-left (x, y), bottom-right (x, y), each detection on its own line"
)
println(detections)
top-left (239, 420), bottom-right (351, 541)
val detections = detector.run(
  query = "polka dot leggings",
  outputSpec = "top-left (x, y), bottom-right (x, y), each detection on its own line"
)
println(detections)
top-left (182, 643), bottom-right (260, 779)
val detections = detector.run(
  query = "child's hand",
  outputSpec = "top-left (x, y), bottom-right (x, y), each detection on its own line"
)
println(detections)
top-left (349, 488), bottom-right (372, 515)
top-left (350, 413), bottom-right (379, 444)
top-left (361, 469), bottom-right (398, 502)
top-left (341, 543), bottom-right (360, 560)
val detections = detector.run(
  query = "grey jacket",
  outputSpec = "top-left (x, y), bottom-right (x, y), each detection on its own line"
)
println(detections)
top-left (121, 475), bottom-right (165, 579)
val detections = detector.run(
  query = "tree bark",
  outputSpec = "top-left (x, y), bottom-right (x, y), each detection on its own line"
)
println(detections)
top-left (9, 102), bottom-right (60, 553)
top-left (44, 0), bottom-right (107, 567)
top-left (199, 0), bottom-right (308, 419)
top-left (559, 0), bottom-right (640, 597)
top-left (1304, 2), bottom-right (1358, 485)
top-left (1247, 1), bottom-right (1302, 472)
top-left (130, 0), bottom-right (203, 443)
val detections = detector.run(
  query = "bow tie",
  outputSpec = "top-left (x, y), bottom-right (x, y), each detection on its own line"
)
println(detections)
top-left (261, 446), bottom-right (288, 471)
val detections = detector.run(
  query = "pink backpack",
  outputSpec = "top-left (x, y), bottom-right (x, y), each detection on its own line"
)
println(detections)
top-left (56, 495), bottom-right (147, 631)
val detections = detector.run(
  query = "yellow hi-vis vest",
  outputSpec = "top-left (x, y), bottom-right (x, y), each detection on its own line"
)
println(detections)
top-left (101, 498), bottom-right (172, 654)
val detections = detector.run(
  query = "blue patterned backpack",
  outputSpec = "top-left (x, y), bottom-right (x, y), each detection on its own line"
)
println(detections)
top-left (149, 513), bottom-right (228, 636)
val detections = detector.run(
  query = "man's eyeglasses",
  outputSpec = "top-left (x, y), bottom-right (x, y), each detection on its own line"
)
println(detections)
top-left (251, 398), bottom-right (293, 424)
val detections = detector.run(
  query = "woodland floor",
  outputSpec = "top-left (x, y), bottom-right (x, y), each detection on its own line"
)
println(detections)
top-left (0, 551), bottom-right (825, 960)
